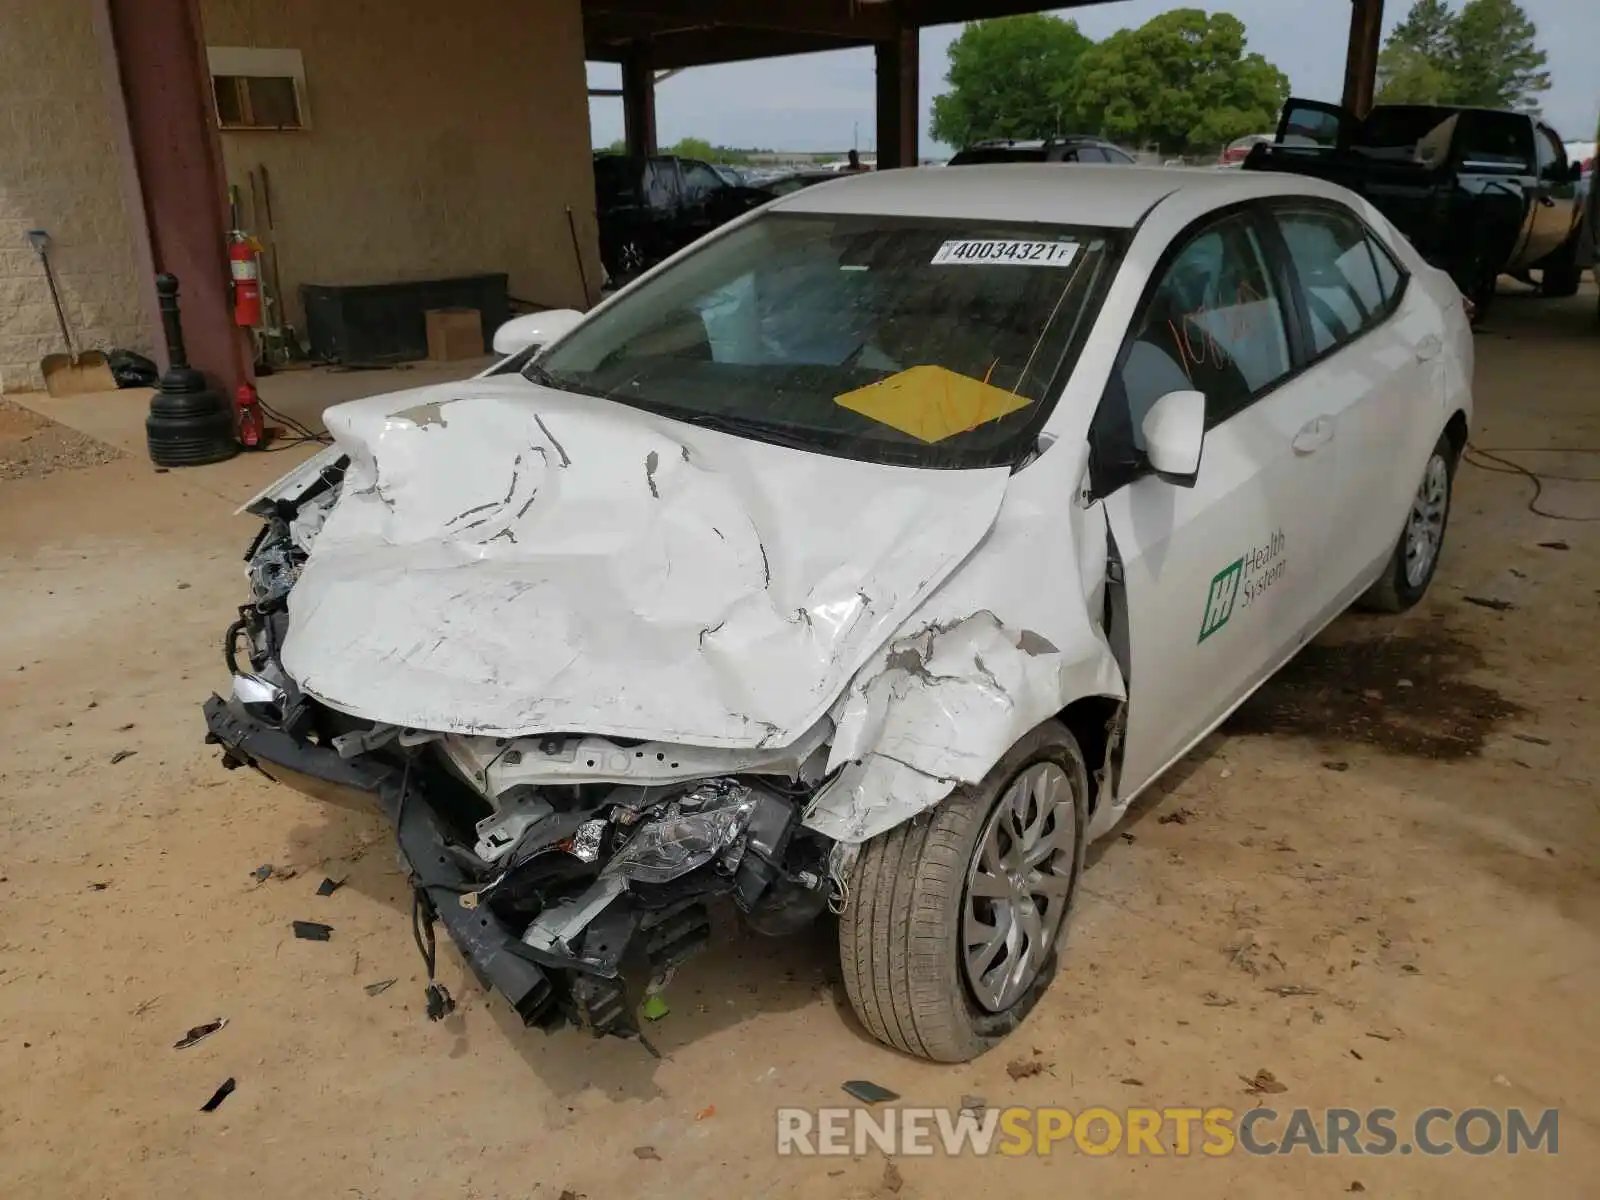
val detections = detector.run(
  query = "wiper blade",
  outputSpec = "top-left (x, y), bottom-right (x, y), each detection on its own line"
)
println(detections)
top-left (672, 410), bottom-right (823, 451)
top-left (521, 359), bottom-right (561, 389)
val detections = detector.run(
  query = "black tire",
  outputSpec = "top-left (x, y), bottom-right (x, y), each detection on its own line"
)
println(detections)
top-left (1358, 432), bottom-right (1456, 613)
top-left (1538, 237), bottom-right (1582, 298)
top-left (838, 719), bottom-right (1089, 1062)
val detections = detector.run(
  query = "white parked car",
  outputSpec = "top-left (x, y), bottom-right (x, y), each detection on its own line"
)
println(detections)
top-left (207, 166), bottom-right (1473, 1061)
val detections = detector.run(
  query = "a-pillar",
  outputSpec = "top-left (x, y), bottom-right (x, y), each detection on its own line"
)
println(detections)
top-left (95, 0), bottom-right (250, 396)
top-left (1341, 0), bottom-right (1385, 118)
top-left (622, 45), bottom-right (658, 158)
top-left (874, 26), bottom-right (918, 169)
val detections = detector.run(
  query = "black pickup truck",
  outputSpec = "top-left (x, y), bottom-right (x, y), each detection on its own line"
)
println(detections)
top-left (593, 153), bottom-right (775, 283)
top-left (1243, 99), bottom-right (1586, 316)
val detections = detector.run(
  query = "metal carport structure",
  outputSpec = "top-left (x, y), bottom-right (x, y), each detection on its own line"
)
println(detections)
top-left (96, 0), bottom-right (1387, 404)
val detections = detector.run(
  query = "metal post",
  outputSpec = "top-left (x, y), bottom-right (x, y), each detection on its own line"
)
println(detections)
top-left (97, 0), bottom-right (251, 396)
top-left (622, 46), bottom-right (658, 157)
top-left (1342, 0), bottom-right (1385, 118)
top-left (874, 27), bottom-right (918, 169)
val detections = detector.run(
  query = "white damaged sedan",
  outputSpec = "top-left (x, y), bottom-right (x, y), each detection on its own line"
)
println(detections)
top-left (206, 166), bottom-right (1472, 1060)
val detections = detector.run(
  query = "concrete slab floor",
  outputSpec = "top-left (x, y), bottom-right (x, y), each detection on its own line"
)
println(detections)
top-left (4, 354), bottom-right (496, 459)
top-left (0, 287), bottom-right (1596, 1198)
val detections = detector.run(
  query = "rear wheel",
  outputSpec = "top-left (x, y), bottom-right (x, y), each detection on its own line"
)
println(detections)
top-left (1538, 237), bottom-right (1582, 298)
top-left (838, 720), bottom-right (1088, 1062)
top-left (1359, 432), bottom-right (1455, 613)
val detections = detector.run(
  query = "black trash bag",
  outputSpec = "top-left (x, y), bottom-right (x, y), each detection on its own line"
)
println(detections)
top-left (108, 348), bottom-right (159, 389)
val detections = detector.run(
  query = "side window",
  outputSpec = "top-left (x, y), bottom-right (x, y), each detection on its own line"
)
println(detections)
top-left (1369, 234), bottom-right (1403, 305)
top-left (1104, 146), bottom-right (1136, 164)
top-left (1458, 111), bottom-right (1533, 167)
top-left (643, 159), bottom-right (681, 209)
top-left (1076, 147), bottom-right (1107, 163)
top-left (682, 160), bottom-right (723, 201)
top-left (1117, 213), bottom-right (1292, 444)
top-left (1534, 125), bottom-right (1564, 179)
top-left (1275, 206), bottom-right (1394, 354)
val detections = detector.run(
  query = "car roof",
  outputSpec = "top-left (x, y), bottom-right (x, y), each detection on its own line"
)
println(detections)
top-left (767, 164), bottom-right (1352, 229)
top-left (964, 136), bottom-right (1105, 148)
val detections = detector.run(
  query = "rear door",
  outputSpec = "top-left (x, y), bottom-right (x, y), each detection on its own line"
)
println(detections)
top-left (1455, 111), bottom-right (1541, 269)
top-left (1092, 207), bottom-right (1336, 798)
top-left (1530, 122), bottom-right (1579, 260)
top-left (1264, 200), bottom-right (1443, 616)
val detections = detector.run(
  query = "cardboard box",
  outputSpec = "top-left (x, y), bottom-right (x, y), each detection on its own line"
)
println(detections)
top-left (425, 308), bottom-right (484, 361)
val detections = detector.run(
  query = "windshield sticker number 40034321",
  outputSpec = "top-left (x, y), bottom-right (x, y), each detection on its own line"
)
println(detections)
top-left (931, 239), bottom-right (1080, 267)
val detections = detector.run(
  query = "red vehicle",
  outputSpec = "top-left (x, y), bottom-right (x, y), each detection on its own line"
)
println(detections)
top-left (1218, 133), bottom-right (1274, 167)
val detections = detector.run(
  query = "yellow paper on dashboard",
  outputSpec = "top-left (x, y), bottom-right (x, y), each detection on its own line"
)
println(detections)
top-left (834, 365), bottom-right (1031, 443)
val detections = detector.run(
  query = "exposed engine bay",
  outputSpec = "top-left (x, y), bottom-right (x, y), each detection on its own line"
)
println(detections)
top-left (209, 454), bottom-right (839, 1038)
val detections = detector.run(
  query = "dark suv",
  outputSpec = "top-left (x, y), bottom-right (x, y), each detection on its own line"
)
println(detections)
top-left (593, 154), bottom-right (774, 282)
top-left (947, 136), bottom-right (1138, 166)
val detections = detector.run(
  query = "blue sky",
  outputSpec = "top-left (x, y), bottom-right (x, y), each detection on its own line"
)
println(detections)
top-left (586, 0), bottom-right (1599, 154)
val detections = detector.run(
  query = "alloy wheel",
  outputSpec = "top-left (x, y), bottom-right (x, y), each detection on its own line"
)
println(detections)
top-left (1404, 452), bottom-right (1449, 588)
top-left (962, 762), bottom-right (1076, 1013)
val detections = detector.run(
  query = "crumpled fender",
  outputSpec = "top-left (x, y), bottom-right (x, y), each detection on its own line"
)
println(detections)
top-left (803, 437), bottom-right (1125, 844)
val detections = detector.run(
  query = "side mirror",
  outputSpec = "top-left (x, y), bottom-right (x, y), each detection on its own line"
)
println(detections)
top-left (1141, 389), bottom-right (1206, 485)
top-left (492, 308), bottom-right (584, 357)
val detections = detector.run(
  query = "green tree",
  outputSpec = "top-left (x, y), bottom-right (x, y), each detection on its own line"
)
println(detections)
top-left (1068, 10), bottom-right (1289, 155)
top-left (597, 138), bottom-right (627, 154)
top-left (1377, 44), bottom-right (1456, 103)
top-left (929, 14), bottom-right (1093, 147)
top-left (1375, 0), bottom-right (1550, 111)
top-left (1447, 0), bottom-right (1550, 110)
top-left (666, 137), bottom-right (750, 164)
top-left (1377, 0), bottom-right (1457, 102)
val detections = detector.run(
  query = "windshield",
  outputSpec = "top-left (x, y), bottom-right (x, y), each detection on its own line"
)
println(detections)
top-left (533, 211), bottom-right (1119, 468)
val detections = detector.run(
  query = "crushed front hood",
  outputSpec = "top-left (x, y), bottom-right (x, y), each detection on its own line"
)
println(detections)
top-left (280, 378), bottom-right (1011, 748)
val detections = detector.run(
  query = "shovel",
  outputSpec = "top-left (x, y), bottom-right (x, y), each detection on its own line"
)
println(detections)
top-left (28, 229), bottom-right (117, 396)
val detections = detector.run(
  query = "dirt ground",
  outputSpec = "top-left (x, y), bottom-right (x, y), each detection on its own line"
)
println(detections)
top-left (1, 287), bottom-right (1597, 1198)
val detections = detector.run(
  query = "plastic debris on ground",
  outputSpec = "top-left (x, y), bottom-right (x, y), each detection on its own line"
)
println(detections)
top-left (641, 994), bottom-right (670, 1021)
top-left (364, 979), bottom-right (396, 997)
top-left (174, 1018), bottom-right (227, 1049)
top-left (842, 1080), bottom-right (899, 1104)
top-left (316, 877), bottom-right (344, 896)
top-left (291, 920), bottom-right (333, 941)
top-left (200, 1077), bottom-right (237, 1112)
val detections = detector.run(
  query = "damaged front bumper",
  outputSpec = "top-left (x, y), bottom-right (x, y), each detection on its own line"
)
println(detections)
top-left (203, 692), bottom-right (832, 1039)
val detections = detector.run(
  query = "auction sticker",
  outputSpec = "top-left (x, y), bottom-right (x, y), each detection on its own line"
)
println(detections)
top-left (931, 239), bottom-right (1079, 266)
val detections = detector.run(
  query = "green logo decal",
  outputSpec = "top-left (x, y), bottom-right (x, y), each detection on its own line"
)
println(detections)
top-left (1198, 558), bottom-right (1244, 643)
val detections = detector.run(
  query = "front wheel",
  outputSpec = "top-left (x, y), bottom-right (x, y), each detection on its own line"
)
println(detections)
top-left (838, 720), bottom-right (1088, 1062)
top-left (1358, 432), bottom-right (1455, 613)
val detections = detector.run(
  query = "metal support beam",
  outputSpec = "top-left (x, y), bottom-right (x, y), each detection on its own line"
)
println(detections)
top-left (622, 45), bottom-right (658, 157)
top-left (1341, 0), bottom-right (1384, 118)
top-left (96, 0), bottom-right (249, 395)
top-left (586, 0), bottom-right (898, 42)
top-left (874, 27), bottom-right (918, 169)
top-left (598, 27), bottom-right (868, 69)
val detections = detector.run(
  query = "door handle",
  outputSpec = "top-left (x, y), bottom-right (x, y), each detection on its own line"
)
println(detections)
top-left (1415, 333), bottom-right (1443, 361)
top-left (1291, 416), bottom-right (1334, 453)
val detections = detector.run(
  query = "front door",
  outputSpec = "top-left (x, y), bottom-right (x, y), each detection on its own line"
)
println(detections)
top-left (1091, 209), bottom-right (1335, 799)
top-left (1275, 97), bottom-right (1353, 149)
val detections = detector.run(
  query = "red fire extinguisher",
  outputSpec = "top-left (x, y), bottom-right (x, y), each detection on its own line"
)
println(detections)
top-left (229, 233), bottom-right (263, 327)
